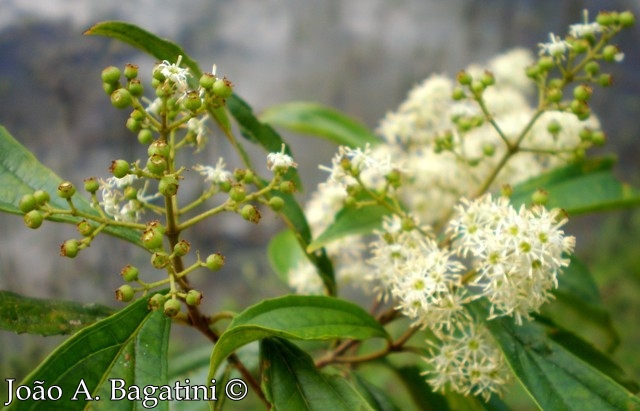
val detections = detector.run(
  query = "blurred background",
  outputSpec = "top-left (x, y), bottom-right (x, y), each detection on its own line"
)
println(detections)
top-left (0, 0), bottom-right (639, 407)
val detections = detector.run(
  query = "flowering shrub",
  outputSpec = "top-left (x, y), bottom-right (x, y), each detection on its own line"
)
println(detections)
top-left (0, 9), bottom-right (639, 411)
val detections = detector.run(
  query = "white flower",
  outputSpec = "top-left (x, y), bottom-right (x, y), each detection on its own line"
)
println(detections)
top-left (569, 10), bottom-right (602, 38)
top-left (267, 144), bottom-right (298, 172)
top-left (194, 158), bottom-right (232, 184)
top-left (156, 55), bottom-right (190, 92)
top-left (187, 115), bottom-right (209, 151)
top-left (538, 33), bottom-right (571, 57)
top-left (97, 175), bottom-right (155, 223)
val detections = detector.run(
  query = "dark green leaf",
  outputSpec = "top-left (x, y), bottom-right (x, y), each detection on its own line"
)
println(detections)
top-left (208, 295), bottom-right (389, 383)
top-left (391, 365), bottom-right (450, 411)
top-left (0, 126), bottom-right (141, 245)
top-left (260, 338), bottom-right (374, 411)
top-left (0, 290), bottom-right (115, 336)
top-left (471, 301), bottom-right (640, 411)
top-left (5, 296), bottom-right (171, 411)
top-left (510, 157), bottom-right (640, 215)
top-left (84, 21), bottom-right (202, 78)
top-left (268, 229), bottom-right (305, 284)
top-left (308, 205), bottom-right (391, 252)
top-left (260, 102), bottom-right (380, 148)
top-left (349, 372), bottom-right (401, 411)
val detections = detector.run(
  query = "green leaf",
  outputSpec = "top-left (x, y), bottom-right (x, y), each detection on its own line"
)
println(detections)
top-left (391, 365), bottom-right (451, 411)
top-left (0, 290), bottom-right (115, 336)
top-left (260, 102), bottom-right (381, 148)
top-left (349, 372), bottom-right (401, 411)
top-left (5, 296), bottom-right (171, 411)
top-left (208, 295), bottom-right (389, 383)
top-left (260, 338), bottom-right (375, 411)
top-left (84, 21), bottom-right (202, 78)
top-left (471, 301), bottom-right (640, 411)
top-left (510, 157), bottom-right (640, 215)
top-left (308, 205), bottom-right (391, 253)
top-left (268, 229), bottom-right (305, 284)
top-left (0, 126), bottom-right (141, 245)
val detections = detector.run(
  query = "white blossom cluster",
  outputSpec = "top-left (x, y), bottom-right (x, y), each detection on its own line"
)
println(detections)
top-left (97, 176), bottom-right (160, 222)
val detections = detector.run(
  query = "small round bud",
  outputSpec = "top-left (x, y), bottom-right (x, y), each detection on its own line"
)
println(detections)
top-left (596, 11), bottom-right (615, 26)
top-left (138, 129), bottom-right (154, 145)
top-left (546, 88), bottom-right (563, 103)
top-left (151, 252), bottom-right (170, 269)
top-left (24, 210), bottom-right (43, 229)
top-left (597, 74), bottom-right (613, 87)
top-left (591, 130), bottom-right (606, 146)
top-left (110, 159), bottom-right (130, 179)
top-left (120, 264), bottom-right (139, 282)
top-left (127, 79), bottom-right (144, 96)
top-left (199, 73), bottom-right (215, 89)
top-left (501, 184), bottom-right (513, 198)
top-left (33, 190), bottom-right (50, 206)
top-left (451, 86), bottom-right (466, 101)
top-left (571, 39), bottom-right (589, 54)
top-left (76, 220), bottom-right (94, 237)
top-left (123, 63), bottom-right (139, 80)
top-left (241, 204), bottom-right (261, 224)
top-left (619, 11), bottom-right (636, 27)
top-left (401, 217), bottom-right (416, 231)
top-left (584, 61), bottom-right (600, 76)
top-left (279, 181), bottom-right (296, 194)
top-left (116, 285), bottom-right (135, 302)
top-left (233, 168), bottom-right (247, 181)
top-left (268, 196), bottom-right (285, 211)
top-left (205, 253), bottom-right (225, 271)
top-left (482, 143), bottom-right (496, 157)
top-left (579, 127), bottom-right (593, 142)
top-left (148, 139), bottom-right (171, 158)
top-left (158, 176), bottom-right (179, 197)
top-left (101, 66), bottom-right (121, 84)
top-left (141, 228), bottom-right (164, 250)
top-left (537, 57), bottom-right (555, 71)
top-left (480, 71), bottom-right (495, 87)
top-left (19, 194), bottom-right (37, 213)
top-left (123, 186), bottom-right (138, 200)
top-left (183, 91), bottom-right (202, 111)
top-left (84, 178), bottom-right (100, 194)
top-left (546, 119), bottom-right (562, 135)
top-left (602, 45), bottom-right (620, 62)
top-left (525, 65), bottom-right (541, 78)
top-left (57, 181), bottom-right (76, 199)
top-left (102, 82), bottom-right (118, 96)
top-left (131, 109), bottom-right (146, 121)
top-left (344, 196), bottom-right (357, 208)
top-left (570, 100), bottom-right (590, 117)
top-left (470, 80), bottom-right (485, 94)
top-left (212, 77), bottom-right (233, 98)
top-left (386, 169), bottom-right (402, 187)
top-left (110, 88), bottom-right (132, 109)
top-left (146, 154), bottom-right (168, 175)
top-left (531, 189), bottom-right (549, 205)
top-left (243, 170), bottom-right (255, 184)
top-left (173, 240), bottom-right (191, 257)
top-left (163, 299), bottom-right (181, 317)
top-left (456, 71), bottom-right (472, 85)
top-left (60, 239), bottom-right (79, 258)
top-left (126, 117), bottom-right (142, 133)
top-left (229, 185), bottom-right (247, 202)
top-left (185, 289), bottom-right (203, 306)
top-left (148, 293), bottom-right (165, 310)
top-left (573, 84), bottom-right (592, 101)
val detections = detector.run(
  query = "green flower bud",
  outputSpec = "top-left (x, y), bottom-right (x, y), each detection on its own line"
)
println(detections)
top-left (571, 39), bottom-right (589, 54)
top-left (547, 119), bottom-right (562, 135)
top-left (148, 139), bottom-right (171, 158)
top-left (229, 185), bottom-right (247, 202)
top-left (120, 264), bottom-right (139, 282)
top-left (584, 61), bottom-right (600, 76)
top-left (531, 189), bottom-right (549, 205)
top-left (24, 210), bottom-right (43, 229)
top-left (212, 77), bottom-right (233, 98)
top-left (268, 196), bottom-right (285, 211)
top-left (126, 117), bottom-right (142, 132)
top-left (451, 86), bottom-right (466, 101)
top-left (60, 239), bottom-right (79, 258)
top-left (151, 251), bottom-right (170, 269)
top-left (596, 11), bottom-right (616, 26)
top-left (456, 70), bottom-right (472, 85)
top-left (241, 204), bottom-right (261, 224)
top-left (482, 143), bottom-right (496, 157)
top-left (19, 194), bottom-right (37, 213)
top-left (123, 63), bottom-right (139, 80)
top-left (344, 195), bottom-right (357, 208)
top-left (591, 130), bottom-right (606, 146)
top-left (127, 79), bottom-right (144, 97)
top-left (602, 45), bottom-right (620, 62)
top-left (110, 88), bottom-right (132, 109)
top-left (110, 159), bottom-right (130, 179)
top-left (480, 71), bottom-right (495, 87)
top-left (141, 228), bottom-right (164, 250)
top-left (173, 240), bottom-right (191, 257)
top-left (470, 80), bottom-right (485, 94)
top-left (183, 90), bottom-right (202, 111)
top-left (84, 177), bottom-right (100, 194)
top-left (579, 127), bottom-right (593, 142)
top-left (138, 129), bottom-right (154, 145)
top-left (163, 299), bottom-right (181, 317)
top-left (146, 154), bottom-right (168, 175)
top-left (279, 181), bottom-right (296, 194)
top-left (546, 88), bottom-right (563, 103)
top-left (159, 176), bottom-right (179, 197)
top-left (57, 181), bottom-right (76, 199)
top-left (199, 73), bottom-right (216, 89)
top-left (570, 100), bottom-right (590, 118)
top-left (243, 170), bottom-right (255, 184)
top-left (185, 289), bottom-right (203, 306)
top-left (33, 189), bottom-right (50, 206)
top-left (76, 220), bottom-right (94, 237)
top-left (205, 253), bottom-right (225, 271)
top-left (148, 293), bottom-right (165, 310)
top-left (619, 11), bottom-right (636, 27)
top-left (573, 84), bottom-right (592, 101)
top-left (130, 109), bottom-right (146, 121)
top-left (102, 82), bottom-right (118, 96)
top-left (501, 184), bottom-right (513, 198)
top-left (525, 65), bottom-right (541, 78)
top-left (537, 57), bottom-right (555, 71)
top-left (123, 186), bottom-right (138, 200)
top-left (597, 73), bottom-right (613, 87)
top-left (101, 66), bottom-right (121, 84)
top-left (116, 284), bottom-right (135, 302)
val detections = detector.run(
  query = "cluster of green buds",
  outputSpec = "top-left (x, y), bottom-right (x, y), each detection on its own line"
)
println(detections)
top-left (19, 55), bottom-right (299, 319)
